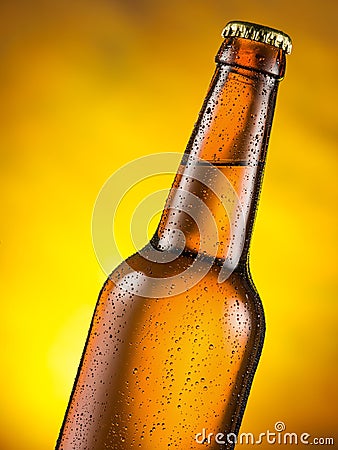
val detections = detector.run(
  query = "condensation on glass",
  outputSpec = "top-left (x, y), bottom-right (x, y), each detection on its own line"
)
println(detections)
top-left (56, 21), bottom-right (292, 450)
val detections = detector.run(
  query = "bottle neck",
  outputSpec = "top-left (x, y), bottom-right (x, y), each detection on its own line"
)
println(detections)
top-left (154, 38), bottom-right (284, 272)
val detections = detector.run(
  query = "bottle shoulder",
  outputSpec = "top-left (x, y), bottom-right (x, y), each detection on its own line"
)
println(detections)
top-left (102, 247), bottom-right (263, 313)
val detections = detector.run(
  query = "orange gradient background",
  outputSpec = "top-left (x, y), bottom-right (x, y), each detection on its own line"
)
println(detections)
top-left (1, 1), bottom-right (337, 448)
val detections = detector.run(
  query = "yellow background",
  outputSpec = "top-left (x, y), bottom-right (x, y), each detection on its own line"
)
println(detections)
top-left (1, 0), bottom-right (337, 448)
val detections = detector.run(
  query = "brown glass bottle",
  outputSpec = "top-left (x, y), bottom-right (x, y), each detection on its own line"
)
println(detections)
top-left (56, 22), bottom-right (291, 450)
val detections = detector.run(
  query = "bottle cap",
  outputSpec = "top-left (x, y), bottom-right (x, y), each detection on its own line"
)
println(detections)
top-left (222, 21), bottom-right (292, 54)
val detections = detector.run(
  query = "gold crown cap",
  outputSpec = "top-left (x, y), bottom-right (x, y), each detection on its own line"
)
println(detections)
top-left (222, 21), bottom-right (292, 54)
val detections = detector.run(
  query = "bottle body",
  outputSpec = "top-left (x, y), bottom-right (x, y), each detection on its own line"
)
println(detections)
top-left (58, 254), bottom-right (263, 449)
top-left (57, 24), bottom-right (290, 450)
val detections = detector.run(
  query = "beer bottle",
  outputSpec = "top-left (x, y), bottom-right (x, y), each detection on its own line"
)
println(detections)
top-left (56, 21), bottom-right (292, 450)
